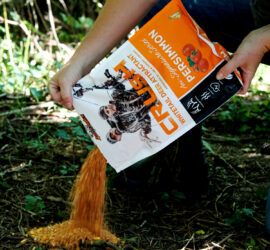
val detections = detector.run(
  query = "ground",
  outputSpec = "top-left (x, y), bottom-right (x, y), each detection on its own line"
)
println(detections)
top-left (0, 92), bottom-right (270, 250)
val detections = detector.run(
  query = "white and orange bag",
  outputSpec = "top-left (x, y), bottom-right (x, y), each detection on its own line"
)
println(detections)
top-left (72, 0), bottom-right (242, 172)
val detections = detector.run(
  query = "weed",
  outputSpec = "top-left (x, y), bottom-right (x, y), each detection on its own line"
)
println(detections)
top-left (25, 195), bottom-right (46, 214)
top-left (225, 208), bottom-right (255, 227)
top-left (57, 164), bottom-right (79, 175)
top-left (245, 237), bottom-right (260, 250)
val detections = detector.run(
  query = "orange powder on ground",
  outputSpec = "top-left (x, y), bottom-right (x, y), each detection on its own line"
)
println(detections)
top-left (29, 146), bottom-right (119, 248)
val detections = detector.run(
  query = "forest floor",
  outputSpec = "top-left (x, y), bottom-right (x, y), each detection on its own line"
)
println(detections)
top-left (0, 90), bottom-right (270, 250)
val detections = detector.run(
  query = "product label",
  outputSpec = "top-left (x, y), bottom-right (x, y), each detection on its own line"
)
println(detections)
top-left (72, 0), bottom-right (242, 172)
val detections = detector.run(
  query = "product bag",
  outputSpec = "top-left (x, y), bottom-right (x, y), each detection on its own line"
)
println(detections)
top-left (72, 0), bottom-right (243, 172)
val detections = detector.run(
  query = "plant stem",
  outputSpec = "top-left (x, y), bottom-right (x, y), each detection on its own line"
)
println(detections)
top-left (3, 3), bottom-right (15, 67)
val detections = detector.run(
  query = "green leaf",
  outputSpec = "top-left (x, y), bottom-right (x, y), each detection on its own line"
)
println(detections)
top-left (187, 56), bottom-right (195, 67)
top-left (1, 181), bottom-right (10, 188)
top-left (171, 189), bottom-right (186, 200)
top-left (25, 195), bottom-right (45, 214)
top-left (195, 230), bottom-right (205, 235)
top-left (245, 237), bottom-right (260, 249)
top-left (225, 210), bottom-right (245, 226)
top-left (78, 16), bottom-right (94, 29)
top-left (121, 236), bottom-right (138, 243)
top-left (72, 126), bottom-right (85, 137)
top-left (25, 195), bottom-right (39, 203)
top-left (57, 209), bottom-right (65, 218)
top-left (219, 110), bottom-right (232, 121)
top-left (60, 169), bottom-right (68, 175)
top-left (10, 11), bottom-right (20, 22)
top-left (242, 208), bottom-right (254, 216)
top-left (203, 140), bottom-right (215, 155)
top-left (59, 122), bottom-right (77, 127)
top-left (54, 61), bottom-right (62, 69)
top-left (54, 130), bottom-right (70, 140)
top-left (69, 117), bottom-right (80, 123)
top-left (34, 246), bottom-right (43, 250)
top-left (255, 185), bottom-right (268, 200)
top-left (160, 192), bottom-right (169, 200)
top-left (87, 145), bottom-right (95, 151)
top-left (30, 87), bottom-right (44, 102)
top-left (60, 12), bottom-right (67, 22)
top-left (239, 124), bottom-right (250, 132)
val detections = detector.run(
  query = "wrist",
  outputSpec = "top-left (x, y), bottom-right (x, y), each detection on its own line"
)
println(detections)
top-left (261, 24), bottom-right (270, 52)
top-left (68, 51), bottom-right (96, 76)
top-left (252, 24), bottom-right (270, 54)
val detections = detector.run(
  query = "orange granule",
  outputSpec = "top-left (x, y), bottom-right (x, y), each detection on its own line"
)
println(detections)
top-left (29, 146), bottom-right (119, 248)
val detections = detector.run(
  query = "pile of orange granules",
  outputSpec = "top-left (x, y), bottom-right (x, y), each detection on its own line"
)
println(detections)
top-left (29, 146), bottom-right (119, 248)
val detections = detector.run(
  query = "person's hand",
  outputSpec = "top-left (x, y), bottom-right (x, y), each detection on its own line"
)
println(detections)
top-left (48, 61), bottom-right (86, 110)
top-left (47, 0), bottom-right (159, 109)
top-left (216, 25), bottom-right (270, 94)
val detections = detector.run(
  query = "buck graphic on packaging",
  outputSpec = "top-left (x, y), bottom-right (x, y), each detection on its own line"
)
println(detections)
top-left (72, 0), bottom-right (243, 172)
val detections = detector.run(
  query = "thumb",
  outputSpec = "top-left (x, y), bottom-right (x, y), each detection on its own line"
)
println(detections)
top-left (60, 80), bottom-right (73, 110)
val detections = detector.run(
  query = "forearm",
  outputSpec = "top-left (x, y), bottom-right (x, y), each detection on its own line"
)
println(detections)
top-left (69, 0), bottom-right (158, 74)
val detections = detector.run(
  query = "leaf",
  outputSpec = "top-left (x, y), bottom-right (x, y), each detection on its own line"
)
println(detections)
top-left (69, 117), bottom-right (80, 123)
top-left (225, 210), bottom-right (245, 226)
top-left (219, 110), bottom-right (232, 121)
top-left (60, 12), bottom-right (67, 22)
top-left (54, 61), bottom-right (62, 69)
top-left (121, 236), bottom-right (138, 243)
top-left (54, 130), bottom-right (70, 140)
top-left (195, 230), bottom-right (205, 235)
top-left (57, 209), bottom-right (65, 218)
top-left (60, 169), bottom-right (68, 175)
top-left (255, 185), bottom-right (268, 200)
top-left (242, 208), bottom-right (254, 216)
top-left (1, 181), bottom-right (10, 188)
top-left (78, 16), bottom-right (94, 29)
top-left (87, 145), bottom-right (95, 151)
top-left (72, 126), bottom-right (85, 137)
top-left (239, 124), bottom-right (250, 132)
top-left (25, 195), bottom-right (39, 203)
top-left (25, 195), bottom-right (45, 214)
top-left (10, 11), bottom-right (20, 22)
top-left (203, 140), bottom-right (215, 155)
top-left (59, 122), bottom-right (77, 127)
top-left (34, 246), bottom-right (43, 250)
top-left (171, 189), bottom-right (186, 200)
top-left (160, 192), bottom-right (169, 200)
top-left (30, 87), bottom-right (44, 102)
top-left (187, 56), bottom-right (195, 67)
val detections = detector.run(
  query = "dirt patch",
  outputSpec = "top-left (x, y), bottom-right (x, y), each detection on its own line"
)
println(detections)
top-left (0, 94), bottom-right (270, 249)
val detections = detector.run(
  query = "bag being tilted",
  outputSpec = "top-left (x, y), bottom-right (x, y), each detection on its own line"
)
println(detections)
top-left (72, 0), bottom-right (242, 172)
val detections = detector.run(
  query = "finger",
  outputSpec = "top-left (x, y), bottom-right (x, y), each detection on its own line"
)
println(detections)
top-left (238, 71), bottom-right (254, 94)
top-left (48, 80), bottom-right (62, 103)
top-left (60, 80), bottom-right (73, 110)
top-left (237, 84), bottom-right (250, 95)
top-left (225, 54), bottom-right (232, 61)
top-left (216, 55), bottom-right (241, 80)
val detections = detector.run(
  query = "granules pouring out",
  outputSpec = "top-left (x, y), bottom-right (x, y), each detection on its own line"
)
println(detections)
top-left (29, 146), bottom-right (119, 248)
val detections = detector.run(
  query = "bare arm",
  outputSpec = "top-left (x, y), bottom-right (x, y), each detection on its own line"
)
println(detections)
top-left (216, 24), bottom-right (270, 94)
top-left (48, 0), bottom-right (158, 110)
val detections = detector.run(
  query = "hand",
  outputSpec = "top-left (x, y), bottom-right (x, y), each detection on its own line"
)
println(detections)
top-left (216, 25), bottom-right (270, 94)
top-left (48, 61), bottom-right (85, 110)
top-left (47, 0), bottom-right (159, 109)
